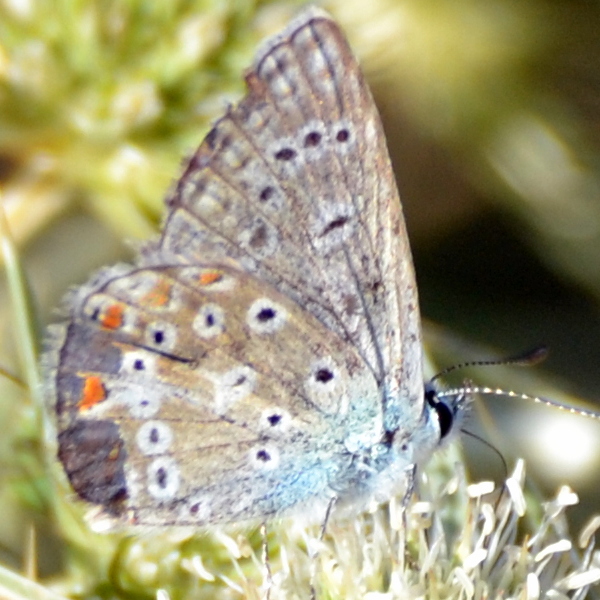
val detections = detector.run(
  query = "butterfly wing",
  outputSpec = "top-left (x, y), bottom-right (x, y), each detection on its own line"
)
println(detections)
top-left (46, 263), bottom-right (381, 524)
top-left (160, 8), bottom-right (423, 428)
top-left (44, 8), bottom-right (425, 526)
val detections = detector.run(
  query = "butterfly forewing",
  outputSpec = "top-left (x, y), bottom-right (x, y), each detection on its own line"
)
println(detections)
top-left (159, 9), bottom-right (423, 417)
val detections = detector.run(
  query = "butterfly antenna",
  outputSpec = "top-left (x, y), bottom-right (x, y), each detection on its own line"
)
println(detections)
top-left (430, 345), bottom-right (549, 385)
top-left (438, 385), bottom-right (600, 420)
top-left (433, 345), bottom-right (600, 419)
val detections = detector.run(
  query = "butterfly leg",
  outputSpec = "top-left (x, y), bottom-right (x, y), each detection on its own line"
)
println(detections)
top-left (260, 522), bottom-right (272, 600)
top-left (320, 495), bottom-right (338, 541)
top-left (397, 464), bottom-right (417, 545)
top-left (309, 495), bottom-right (338, 600)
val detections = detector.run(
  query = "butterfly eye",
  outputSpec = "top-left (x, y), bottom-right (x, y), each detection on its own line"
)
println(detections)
top-left (425, 387), bottom-right (454, 440)
top-left (434, 401), bottom-right (454, 439)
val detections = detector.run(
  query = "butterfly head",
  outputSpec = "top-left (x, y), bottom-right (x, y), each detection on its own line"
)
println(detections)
top-left (425, 381), bottom-right (469, 444)
top-left (397, 380), bottom-right (471, 470)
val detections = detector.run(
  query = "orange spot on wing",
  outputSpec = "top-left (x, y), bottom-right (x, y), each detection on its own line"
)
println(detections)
top-left (141, 279), bottom-right (172, 308)
top-left (101, 303), bottom-right (125, 329)
top-left (78, 376), bottom-right (107, 411)
top-left (199, 270), bottom-right (223, 285)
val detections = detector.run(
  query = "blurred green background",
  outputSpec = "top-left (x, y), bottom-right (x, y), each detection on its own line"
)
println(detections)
top-left (0, 0), bottom-right (599, 596)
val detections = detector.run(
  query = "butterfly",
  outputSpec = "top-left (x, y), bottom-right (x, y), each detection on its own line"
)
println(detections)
top-left (43, 6), bottom-right (463, 529)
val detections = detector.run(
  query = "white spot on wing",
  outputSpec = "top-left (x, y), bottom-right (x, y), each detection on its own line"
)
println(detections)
top-left (147, 457), bottom-right (180, 500)
top-left (145, 321), bottom-right (177, 352)
top-left (237, 218), bottom-right (279, 259)
top-left (260, 407), bottom-right (292, 434)
top-left (305, 356), bottom-right (347, 414)
top-left (193, 303), bottom-right (225, 338)
top-left (180, 492), bottom-right (212, 523)
top-left (247, 298), bottom-right (288, 334)
top-left (250, 445), bottom-right (280, 471)
top-left (136, 420), bottom-right (173, 455)
top-left (212, 365), bottom-right (257, 415)
top-left (111, 270), bottom-right (180, 311)
top-left (113, 385), bottom-right (161, 418)
top-left (310, 200), bottom-right (356, 254)
top-left (120, 351), bottom-right (157, 377)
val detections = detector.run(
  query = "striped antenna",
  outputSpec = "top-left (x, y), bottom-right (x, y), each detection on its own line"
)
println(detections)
top-left (430, 346), bottom-right (548, 385)
top-left (437, 386), bottom-right (600, 420)
top-left (432, 345), bottom-right (600, 420)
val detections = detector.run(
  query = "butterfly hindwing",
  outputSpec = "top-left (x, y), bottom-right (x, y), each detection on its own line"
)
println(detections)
top-left (47, 262), bottom-right (381, 524)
